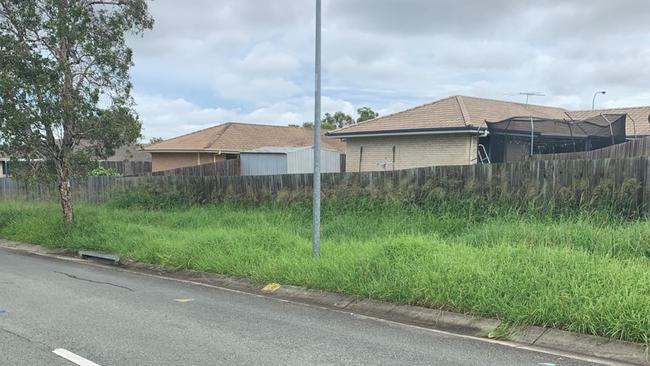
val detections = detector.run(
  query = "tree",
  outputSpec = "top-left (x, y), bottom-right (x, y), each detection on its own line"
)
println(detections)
top-left (356, 107), bottom-right (379, 123)
top-left (320, 121), bottom-right (336, 130)
top-left (0, 0), bottom-right (153, 224)
top-left (301, 121), bottom-right (336, 131)
top-left (322, 111), bottom-right (354, 129)
top-left (149, 137), bottom-right (163, 145)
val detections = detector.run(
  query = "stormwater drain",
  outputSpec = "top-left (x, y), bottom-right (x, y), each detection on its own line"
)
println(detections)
top-left (78, 250), bottom-right (120, 265)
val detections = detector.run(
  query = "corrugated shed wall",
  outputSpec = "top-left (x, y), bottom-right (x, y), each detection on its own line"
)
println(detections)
top-left (240, 153), bottom-right (288, 176)
top-left (287, 148), bottom-right (340, 174)
top-left (241, 148), bottom-right (341, 176)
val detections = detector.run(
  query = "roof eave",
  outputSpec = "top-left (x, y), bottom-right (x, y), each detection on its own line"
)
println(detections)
top-left (327, 126), bottom-right (484, 139)
top-left (143, 148), bottom-right (240, 154)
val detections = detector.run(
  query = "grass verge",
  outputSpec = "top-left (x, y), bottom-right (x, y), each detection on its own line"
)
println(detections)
top-left (0, 200), bottom-right (649, 344)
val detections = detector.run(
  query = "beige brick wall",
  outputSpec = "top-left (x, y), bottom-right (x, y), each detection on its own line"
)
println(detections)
top-left (151, 152), bottom-right (225, 172)
top-left (345, 134), bottom-right (478, 172)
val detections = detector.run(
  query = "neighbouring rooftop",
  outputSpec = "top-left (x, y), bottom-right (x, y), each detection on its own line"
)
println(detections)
top-left (328, 95), bottom-right (650, 137)
top-left (144, 122), bottom-right (345, 153)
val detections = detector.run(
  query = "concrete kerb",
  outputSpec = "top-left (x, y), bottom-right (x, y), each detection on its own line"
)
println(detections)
top-left (0, 240), bottom-right (647, 366)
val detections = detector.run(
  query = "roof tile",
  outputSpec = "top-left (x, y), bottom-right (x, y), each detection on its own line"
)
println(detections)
top-left (330, 95), bottom-right (650, 137)
top-left (144, 123), bottom-right (345, 153)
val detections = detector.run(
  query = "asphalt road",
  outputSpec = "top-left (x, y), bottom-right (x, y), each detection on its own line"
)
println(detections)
top-left (0, 248), bottom-right (606, 366)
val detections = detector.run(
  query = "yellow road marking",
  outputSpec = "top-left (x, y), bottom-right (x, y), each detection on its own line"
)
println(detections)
top-left (261, 283), bottom-right (281, 293)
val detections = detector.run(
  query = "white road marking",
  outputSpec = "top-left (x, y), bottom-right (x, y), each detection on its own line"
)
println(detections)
top-left (173, 298), bottom-right (194, 303)
top-left (52, 348), bottom-right (101, 366)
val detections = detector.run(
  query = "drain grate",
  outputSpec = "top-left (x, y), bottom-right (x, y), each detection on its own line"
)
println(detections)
top-left (78, 250), bottom-right (120, 265)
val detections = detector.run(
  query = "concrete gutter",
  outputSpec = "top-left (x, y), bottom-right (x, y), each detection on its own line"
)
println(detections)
top-left (0, 240), bottom-right (646, 366)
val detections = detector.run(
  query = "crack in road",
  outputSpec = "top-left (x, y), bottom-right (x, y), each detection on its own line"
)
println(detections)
top-left (0, 325), bottom-right (41, 345)
top-left (53, 271), bottom-right (134, 292)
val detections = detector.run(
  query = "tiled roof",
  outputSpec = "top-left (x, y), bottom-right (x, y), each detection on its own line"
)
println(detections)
top-left (105, 144), bottom-right (151, 162)
top-left (241, 146), bottom-right (340, 154)
top-left (328, 95), bottom-right (650, 137)
top-left (144, 123), bottom-right (345, 153)
top-left (329, 96), bottom-right (568, 135)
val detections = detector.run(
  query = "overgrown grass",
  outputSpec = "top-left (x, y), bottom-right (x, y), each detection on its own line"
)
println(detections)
top-left (0, 199), bottom-right (649, 344)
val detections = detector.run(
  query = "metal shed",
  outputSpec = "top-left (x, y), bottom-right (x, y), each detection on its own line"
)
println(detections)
top-left (240, 146), bottom-right (341, 176)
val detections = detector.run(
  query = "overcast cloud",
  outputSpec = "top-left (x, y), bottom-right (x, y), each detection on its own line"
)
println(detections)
top-left (128, 0), bottom-right (650, 139)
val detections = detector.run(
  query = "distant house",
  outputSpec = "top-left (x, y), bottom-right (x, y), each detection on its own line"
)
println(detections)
top-left (0, 144), bottom-right (151, 178)
top-left (240, 146), bottom-right (341, 176)
top-left (143, 122), bottom-right (345, 172)
top-left (327, 95), bottom-right (650, 172)
top-left (104, 144), bottom-right (151, 163)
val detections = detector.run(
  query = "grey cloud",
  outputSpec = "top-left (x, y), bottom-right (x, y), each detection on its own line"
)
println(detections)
top-left (128, 0), bottom-right (650, 139)
top-left (327, 0), bottom-right (528, 36)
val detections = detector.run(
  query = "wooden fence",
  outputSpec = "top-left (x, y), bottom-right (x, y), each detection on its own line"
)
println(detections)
top-left (99, 161), bottom-right (152, 176)
top-left (150, 159), bottom-right (240, 177)
top-left (530, 136), bottom-right (650, 161)
top-left (2, 157), bottom-right (649, 215)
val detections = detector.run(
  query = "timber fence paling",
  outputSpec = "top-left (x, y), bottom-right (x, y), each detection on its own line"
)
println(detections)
top-left (1, 157), bottom-right (650, 215)
top-left (99, 161), bottom-right (152, 176)
top-left (149, 159), bottom-right (240, 177)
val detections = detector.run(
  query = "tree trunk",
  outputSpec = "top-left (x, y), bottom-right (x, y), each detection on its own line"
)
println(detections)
top-left (56, 162), bottom-right (74, 225)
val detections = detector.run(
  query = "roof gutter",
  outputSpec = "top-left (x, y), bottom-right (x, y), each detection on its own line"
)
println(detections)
top-left (142, 149), bottom-right (240, 154)
top-left (327, 126), bottom-right (486, 139)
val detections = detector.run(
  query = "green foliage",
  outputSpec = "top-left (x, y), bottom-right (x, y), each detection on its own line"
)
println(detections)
top-left (1, 200), bottom-right (650, 343)
top-left (85, 107), bottom-right (143, 160)
top-left (101, 173), bottom-right (647, 221)
top-left (0, 1), bottom-right (153, 164)
top-left (322, 111), bottom-right (355, 128)
top-left (148, 137), bottom-right (164, 145)
top-left (356, 106), bottom-right (379, 122)
top-left (88, 166), bottom-right (120, 177)
top-left (107, 182), bottom-right (187, 210)
top-left (300, 121), bottom-right (336, 130)
top-left (307, 107), bottom-right (378, 129)
top-left (0, 0), bottom-right (153, 222)
top-left (321, 122), bottom-right (336, 130)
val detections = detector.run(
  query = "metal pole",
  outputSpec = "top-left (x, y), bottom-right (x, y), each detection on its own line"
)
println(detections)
top-left (591, 93), bottom-right (597, 111)
top-left (312, 0), bottom-right (321, 257)
top-left (592, 91), bottom-right (606, 111)
top-left (600, 113), bottom-right (616, 146)
top-left (530, 116), bottom-right (534, 156)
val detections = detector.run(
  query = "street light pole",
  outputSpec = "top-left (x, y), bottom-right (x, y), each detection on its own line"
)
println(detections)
top-left (312, 0), bottom-right (321, 257)
top-left (592, 91), bottom-right (606, 111)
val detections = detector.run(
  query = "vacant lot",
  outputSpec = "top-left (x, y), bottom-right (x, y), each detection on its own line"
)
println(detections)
top-left (0, 200), bottom-right (649, 344)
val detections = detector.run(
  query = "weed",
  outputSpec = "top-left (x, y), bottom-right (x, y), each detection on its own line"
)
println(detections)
top-left (0, 200), bottom-right (649, 343)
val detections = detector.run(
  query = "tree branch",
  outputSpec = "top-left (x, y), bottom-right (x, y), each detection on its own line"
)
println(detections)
top-left (84, 0), bottom-right (128, 6)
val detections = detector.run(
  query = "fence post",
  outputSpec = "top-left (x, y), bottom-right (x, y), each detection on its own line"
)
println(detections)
top-left (642, 157), bottom-right (650, 216)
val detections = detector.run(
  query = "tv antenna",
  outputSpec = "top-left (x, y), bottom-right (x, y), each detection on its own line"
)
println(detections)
top-left (518, 92), bottom-right (545, 104)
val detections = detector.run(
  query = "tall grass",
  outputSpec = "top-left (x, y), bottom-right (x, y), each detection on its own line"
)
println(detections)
top-left (0, 199), bottom-right (649, 344)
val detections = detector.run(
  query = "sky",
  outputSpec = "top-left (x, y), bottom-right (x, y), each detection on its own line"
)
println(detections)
top-left (127, 0), bottom-right (650, 140)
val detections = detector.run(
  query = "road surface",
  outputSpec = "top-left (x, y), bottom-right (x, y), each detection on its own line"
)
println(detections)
top-left (0, 248), bottom-right (606, 365)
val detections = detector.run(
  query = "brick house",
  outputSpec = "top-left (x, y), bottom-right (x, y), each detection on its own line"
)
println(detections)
top-left (143, 122), bottom-right (345, 172)
top-left (327, 95), bottom-right (650, 172)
